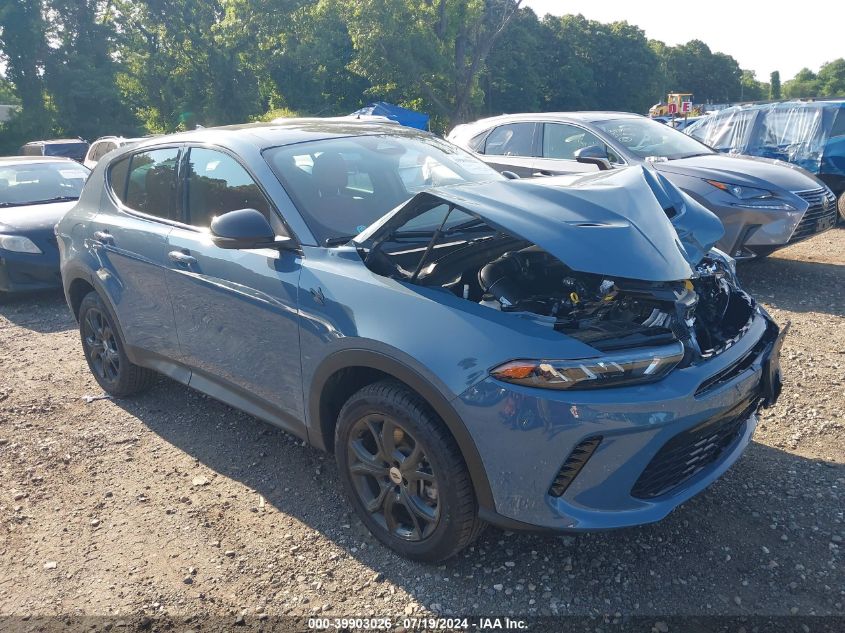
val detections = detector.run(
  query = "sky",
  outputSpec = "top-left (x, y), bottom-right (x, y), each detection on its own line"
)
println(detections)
top-left (522, 0), bottom-right (844, 81)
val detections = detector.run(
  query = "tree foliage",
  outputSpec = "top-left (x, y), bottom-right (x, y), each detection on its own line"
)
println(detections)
top-left (0, 1), bottom-right (835, 152)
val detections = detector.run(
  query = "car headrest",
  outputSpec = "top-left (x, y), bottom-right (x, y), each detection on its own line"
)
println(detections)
top-left (312, 152), bottom-right (348, 195)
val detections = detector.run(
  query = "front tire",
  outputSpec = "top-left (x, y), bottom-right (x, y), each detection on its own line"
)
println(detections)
top-left (78, 291), bottom-right (156, 397)
top-left (838, 191), bottom-right (845, 223)
top-left (335, 380), bottom-right (483, 562)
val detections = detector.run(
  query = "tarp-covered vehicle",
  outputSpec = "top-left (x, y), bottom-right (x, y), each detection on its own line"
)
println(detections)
top-left (686, 101), bottom-right (845, 220)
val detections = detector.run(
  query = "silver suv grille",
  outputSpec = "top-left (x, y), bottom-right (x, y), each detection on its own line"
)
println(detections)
top-left (790, 187), bottom-right (837, 243)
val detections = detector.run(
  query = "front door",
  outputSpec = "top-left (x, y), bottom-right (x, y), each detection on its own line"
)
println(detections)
top-left (164, 146), bottom-right (305, 428)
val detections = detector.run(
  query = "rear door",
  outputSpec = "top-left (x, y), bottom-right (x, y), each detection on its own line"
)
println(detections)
top-left (165, 146), bottom-right (305, 428)
top-left (475, 122), bottom-right (539, 177)
top-left (92, 146), bottom-right (184, 375)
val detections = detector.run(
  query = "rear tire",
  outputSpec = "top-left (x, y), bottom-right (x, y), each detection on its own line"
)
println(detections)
top-left (838, 191), bottom-right (845, 223)
top-left (335, 380), bottom-right (484, 562)
top-left (78, 291), bottom-right (156, 397)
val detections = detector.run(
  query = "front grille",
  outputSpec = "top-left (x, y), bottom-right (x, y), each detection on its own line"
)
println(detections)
top-left (548, 436), bottom-right (602, 497)
top-left (790, 188), bottom-right (837, 243)
top-left (631, 402), bottom-right (757, 499)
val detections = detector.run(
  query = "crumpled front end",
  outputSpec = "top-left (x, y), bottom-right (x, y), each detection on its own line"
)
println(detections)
top-left (455, 307), bottom-right (783, 530)
top-left (354, 165), bottom-right (785, 531)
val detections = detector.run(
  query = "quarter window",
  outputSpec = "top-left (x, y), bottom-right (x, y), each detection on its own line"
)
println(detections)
top-left (185, 148), bottom-right (272, 228)
top-left (117, 148), bottom-right (181, 220)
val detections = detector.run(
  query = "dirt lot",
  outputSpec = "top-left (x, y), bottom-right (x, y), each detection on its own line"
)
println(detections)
top-left (1, 229), bottom-right (843, 627)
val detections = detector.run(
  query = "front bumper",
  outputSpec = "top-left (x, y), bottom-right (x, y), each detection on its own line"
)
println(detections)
top-left (709, 188), bottom-right (838, 259)
top-left (455, 308), bottom-right (783, 531)
top-left (0, 247), bottom-right (62, 293)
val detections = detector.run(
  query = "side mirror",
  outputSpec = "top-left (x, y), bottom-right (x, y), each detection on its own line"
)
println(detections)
top-left (210, 208), bottom-right (283, 250)
top-left (501, 170), bottom-right (520, 180)
top-left (575, 145), bottom-right (613, 171)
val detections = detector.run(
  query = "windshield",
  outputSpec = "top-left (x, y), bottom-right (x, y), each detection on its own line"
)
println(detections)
top-left (594, 118), bottom-right (714, 160)
top-left (264, 133), bottom-right (504, 245)
top-left (0, 162), bottom-right (89, 207)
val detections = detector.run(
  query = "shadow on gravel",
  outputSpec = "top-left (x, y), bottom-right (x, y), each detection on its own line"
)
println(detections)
top-left (0, 288), bottom-right (74, 333)
top-left (739, 257), bottom-right (844, 317)
top-left (114, 381), bottom-right (845, 616)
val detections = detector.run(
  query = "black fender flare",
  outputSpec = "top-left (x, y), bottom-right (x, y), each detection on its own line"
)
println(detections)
top-left (308, 348), bottom-right (495, 511)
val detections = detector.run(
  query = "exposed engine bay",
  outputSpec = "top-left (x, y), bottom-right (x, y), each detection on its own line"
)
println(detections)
top-left (470, 245), bottom-right (755, 360)
top-left (363, 232), bottom-right (755, 363)
top-left (357, 169), bottom-right (756, 364)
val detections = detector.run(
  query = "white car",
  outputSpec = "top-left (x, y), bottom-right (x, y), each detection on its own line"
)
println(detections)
top-left (83, 136), bottom-right (143, 170)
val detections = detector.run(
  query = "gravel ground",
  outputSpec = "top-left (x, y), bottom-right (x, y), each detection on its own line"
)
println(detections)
top-left (0, 228), bottom-right (843, 626)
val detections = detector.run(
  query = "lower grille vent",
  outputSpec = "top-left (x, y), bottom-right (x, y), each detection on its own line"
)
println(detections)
top-left (549, 436), bottom-right (602, 497)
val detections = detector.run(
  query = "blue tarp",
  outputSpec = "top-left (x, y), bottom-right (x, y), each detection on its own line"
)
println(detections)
top-left (350, 102), bottom-right (430, 130)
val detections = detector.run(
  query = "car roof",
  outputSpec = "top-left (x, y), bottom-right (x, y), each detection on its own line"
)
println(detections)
top-left (129, 119), bottom-right (426, 153)
top-left (22, 138), bottom-right (87, 146)
top-left (0, 155), bottom-right (83, 166)
top-left (465, 112), bottom-right (644, 127)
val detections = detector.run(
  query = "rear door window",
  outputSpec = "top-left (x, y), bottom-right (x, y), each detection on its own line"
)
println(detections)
top-left (115, 148), bottom-right (181, 220)
top-left (483, 123), bottom-right (536, 157)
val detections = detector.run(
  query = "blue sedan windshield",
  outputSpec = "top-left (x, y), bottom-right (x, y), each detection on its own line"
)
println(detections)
top-left (264, 134), bottom-right (503, 245)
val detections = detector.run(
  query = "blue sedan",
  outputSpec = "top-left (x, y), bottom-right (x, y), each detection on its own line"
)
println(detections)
top-left (56, 121), bottom-right (785, 561)
top-left (0, 156), bottom-right (89, 293)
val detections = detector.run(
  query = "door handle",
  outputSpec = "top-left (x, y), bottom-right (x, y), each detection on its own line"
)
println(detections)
top-left (533, 170), bottom-right (553, 177)
top-left (168, 250), bottom-right (197, 266)
top-left (92, 230), bottom-right (115, 245)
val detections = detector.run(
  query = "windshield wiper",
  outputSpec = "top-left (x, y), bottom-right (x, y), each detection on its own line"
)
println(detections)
top-left (324, 235), bottom-right (357, 247)
top-left (18, 196), bottom-right (80, 206)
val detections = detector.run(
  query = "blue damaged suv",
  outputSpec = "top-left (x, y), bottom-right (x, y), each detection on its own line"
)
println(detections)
top-left (57, 121), bottom-right (785, 561)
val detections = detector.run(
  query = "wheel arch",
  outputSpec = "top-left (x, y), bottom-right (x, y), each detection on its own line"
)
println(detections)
top-left (308, 349), bottom-right (495, 510)
top-left (62, 267), bottom-right (137, 365)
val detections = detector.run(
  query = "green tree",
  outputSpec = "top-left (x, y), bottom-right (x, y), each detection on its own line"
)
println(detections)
top-left (540, 15), bottom-right (659, 113)
top-left (659, 40), bottom-right (741, 103)
top-left (770, 70), bottom-right (781, 100)
top-left (236, 0), bottom-right (368, 116)
top-left (483, 6), bottom-right (546, 114)
top-left (783, 68), bottom-right (820, 99)
top-left (817, 59), bottom-right (845, 96)
top-left (342, 0), bottom-right (525, 125)
top-left (0, 76), bottom-right (19, 104)
top-left (44, 0), bottom-right (140, 140)
top-left (0, 0), bottom-right (51, 150)
top-left (740, 70), bottom-right (766, 101)
top-left (114, 0), bottom-right (264, 132)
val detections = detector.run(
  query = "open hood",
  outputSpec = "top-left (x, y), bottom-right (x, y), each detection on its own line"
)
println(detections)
top-left (356, 166), bottom-right (724, 282)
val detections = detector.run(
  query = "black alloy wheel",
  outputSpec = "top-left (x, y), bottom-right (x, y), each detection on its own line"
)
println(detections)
top-left (347, 413), bottom-right (440, 541)
top-left (83, 306), bottom-right (121, 383)
top-left (77, 291), bottom-right (156, 397)
top-left (336, 380), bottom-right (484, 562)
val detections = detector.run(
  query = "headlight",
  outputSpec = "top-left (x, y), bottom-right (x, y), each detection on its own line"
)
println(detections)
top-left (707, 247), bottom-right (737, 279)
top-left (706, 180), bottom-right (796, 210)
top-left (0, 235), bottom-right (42, 254)
top-left (490, 343), bottom-right (685, 391)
